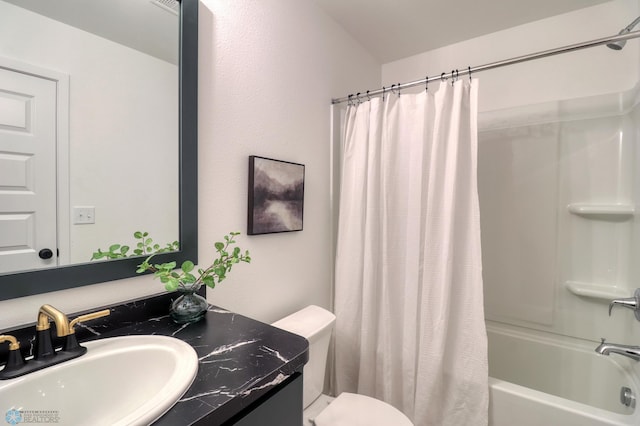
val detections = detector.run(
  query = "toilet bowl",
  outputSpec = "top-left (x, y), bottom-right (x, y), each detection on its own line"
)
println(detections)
top-left (272, 305), bottom-right (413, 426)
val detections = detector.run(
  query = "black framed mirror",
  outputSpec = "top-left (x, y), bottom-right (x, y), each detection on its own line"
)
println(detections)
top-left (0, 0), bottom-right (198, 301)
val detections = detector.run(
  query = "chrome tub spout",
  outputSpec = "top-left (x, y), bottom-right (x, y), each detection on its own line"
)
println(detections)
top-left (595, 339), bottom-right (640, 361)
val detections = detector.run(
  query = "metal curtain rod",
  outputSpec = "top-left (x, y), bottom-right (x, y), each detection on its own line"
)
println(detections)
top-left (331, 29), bottom-right (640, 105)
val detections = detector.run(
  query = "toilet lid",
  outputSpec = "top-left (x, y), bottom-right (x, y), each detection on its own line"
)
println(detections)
top-left (313, 393), bottom-right (414, 426)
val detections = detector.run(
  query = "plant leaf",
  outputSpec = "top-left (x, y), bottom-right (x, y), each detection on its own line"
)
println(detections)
top-left (162, 261), bottom-right (177, 270)
top-left (165, 278), bottom-right (179, 292)
top-left (181, 260), bottom-right (195, 273)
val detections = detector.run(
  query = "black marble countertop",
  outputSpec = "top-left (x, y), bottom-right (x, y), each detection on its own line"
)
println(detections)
top-left (0, 292), bottom-right (309, 425)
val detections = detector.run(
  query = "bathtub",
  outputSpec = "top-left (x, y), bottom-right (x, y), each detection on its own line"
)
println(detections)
top-left (487, 322), bottom-right (640, 426)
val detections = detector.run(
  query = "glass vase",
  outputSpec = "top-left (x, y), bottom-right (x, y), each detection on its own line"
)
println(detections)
top-left (169, 284), bottom-right (208, 324)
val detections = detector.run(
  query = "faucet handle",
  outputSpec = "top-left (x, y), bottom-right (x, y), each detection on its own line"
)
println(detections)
top-left (63, 309), bottom-right (110, 353)
top-left (609, 289), bottom-right (640, 321)
top-left (0, 335), bottom-right (20, 351)
top-left (0, 335), bottom-right (26, 378)
top-left (609, 297), bottom-right (638, 315)
top-left (68, 309), bottom-right (111, 334)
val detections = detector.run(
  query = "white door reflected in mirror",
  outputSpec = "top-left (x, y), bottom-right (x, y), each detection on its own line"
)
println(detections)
top-left (0, 67), bottom-right (58, 273)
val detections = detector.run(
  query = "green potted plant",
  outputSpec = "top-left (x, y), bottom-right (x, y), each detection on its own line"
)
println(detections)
top-left (92, 231), bottom-right (251, 323)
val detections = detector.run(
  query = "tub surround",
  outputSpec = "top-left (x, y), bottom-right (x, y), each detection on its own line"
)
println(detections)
top-left (0, 293), bottom-right (309, 425)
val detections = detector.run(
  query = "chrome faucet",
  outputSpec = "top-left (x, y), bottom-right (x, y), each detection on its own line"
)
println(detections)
top-left (595, 338), bottom-right (640, 361)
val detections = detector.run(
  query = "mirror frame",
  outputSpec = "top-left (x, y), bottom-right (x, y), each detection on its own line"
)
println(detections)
top-left (0, 0), bottom-right (198, 301)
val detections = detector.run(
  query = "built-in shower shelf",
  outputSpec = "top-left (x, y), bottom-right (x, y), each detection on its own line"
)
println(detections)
top-left (567, 203), bottom-right (635, 218)
top-left (565, 281), bottom-right (630, 301)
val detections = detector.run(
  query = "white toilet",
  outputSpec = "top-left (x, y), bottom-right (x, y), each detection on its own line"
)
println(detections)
top-left (272, 305), bottom-right (414, 426)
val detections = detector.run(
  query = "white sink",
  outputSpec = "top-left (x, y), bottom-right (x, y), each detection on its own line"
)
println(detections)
top-left (0, 335), bottom-right (198, 426)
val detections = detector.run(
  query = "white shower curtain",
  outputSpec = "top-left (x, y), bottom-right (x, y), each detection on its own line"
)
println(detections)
top-left (334, 80), bottom-right (488, 426)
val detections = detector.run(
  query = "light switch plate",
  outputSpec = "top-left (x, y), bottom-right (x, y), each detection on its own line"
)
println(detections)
top-left (73, 206), bottom-right (95, 224)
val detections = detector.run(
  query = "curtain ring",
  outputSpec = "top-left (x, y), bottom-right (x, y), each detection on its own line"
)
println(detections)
top-left (396, 83), bottom-right (401, 97)
top-left (425, 75), bottom-right (428, 92)
top-left (366, 90), bottom-right (371, 101)
top-left (347, 94), bottom-right (353, 106)
top-left (450, 70), bottom-right (455, 85)
top-left (356, 92), bottom-right (361, 105)
top-left (468, 66), bottom-right (472, 82)
top-left (382, 86), bottom-right (386, 101)
top-left (441, 72), bottom-right (446, 82)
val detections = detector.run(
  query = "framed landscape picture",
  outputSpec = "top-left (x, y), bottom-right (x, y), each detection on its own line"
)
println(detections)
top-left (248, 156), bottom-right (305, 235)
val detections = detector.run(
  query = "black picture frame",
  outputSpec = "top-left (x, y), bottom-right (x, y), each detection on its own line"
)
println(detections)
top-left (248, 156), bottom-right (305, 235)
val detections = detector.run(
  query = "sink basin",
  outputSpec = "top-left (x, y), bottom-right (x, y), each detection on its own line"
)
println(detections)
top-left (0, 335), bottom-right (198, 426)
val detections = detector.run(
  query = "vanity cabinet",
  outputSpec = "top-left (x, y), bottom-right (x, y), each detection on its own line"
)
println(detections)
top-left (220, 374), bottom-right (303, 426)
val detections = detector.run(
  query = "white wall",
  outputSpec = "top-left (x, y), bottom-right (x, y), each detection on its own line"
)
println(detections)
top-left (382, 0), bottom-right (640, 345)
top-left (0, 0), bottom-right (380, 329)
top-left (0, 1), bottom-right (179, 265)
top-left (195, 0), bottom-right (379, 323)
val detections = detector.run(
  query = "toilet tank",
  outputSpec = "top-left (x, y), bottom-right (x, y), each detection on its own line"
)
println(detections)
top-left (272, 305), bottom-right (336, 409)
